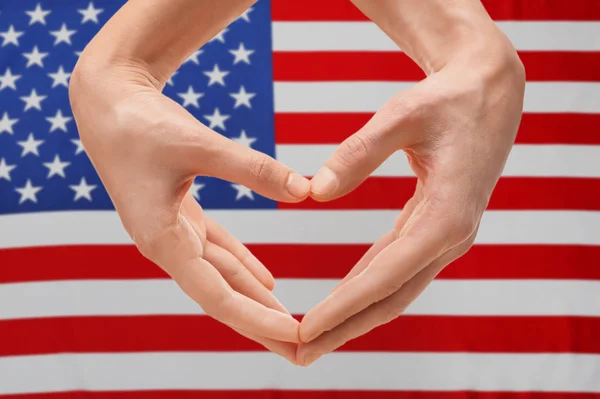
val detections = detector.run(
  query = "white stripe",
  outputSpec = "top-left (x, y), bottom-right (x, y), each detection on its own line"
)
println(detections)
top-left (1, 279), bottom-right (599, 320)
top-left (1, 210), bottom-right (599, 247)
top-left (277, 144), bottom-right (600, 178)
top-left (272, 21), bottom-right (600, 51)
top-left (274, 82), bottom-right (600, 114)
top-left (1, 352), bottom-right (599, 394)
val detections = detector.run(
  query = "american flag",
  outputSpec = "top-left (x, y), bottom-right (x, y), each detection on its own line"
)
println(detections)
top-left (1, 0), bottom-right (600, 397)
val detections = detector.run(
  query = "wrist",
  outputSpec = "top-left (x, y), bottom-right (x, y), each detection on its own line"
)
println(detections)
top-left (400, 22), bottom-right (508, 75)
top-left (359, 0), bottom-right (515, 75)
top-left (73, 0), bottom-right (256, 92)
top-left (408, 21), bottom-right (525, 91)
top-left (446, 38), bottom-right (525, 93)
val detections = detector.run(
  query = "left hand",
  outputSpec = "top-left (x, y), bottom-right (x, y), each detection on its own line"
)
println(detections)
top-left (69, 59), bottom-right (309, 364)
top-left (296, 45), bottom-right (525, 366)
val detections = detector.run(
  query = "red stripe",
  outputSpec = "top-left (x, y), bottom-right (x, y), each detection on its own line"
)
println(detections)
top-left (278, 177), bottom-right (600, 211)
top-left (1, 315), bottom-right (599, 356)
top-left (265, 244), bottom-right (600, 280)
top-left (271, 0), bottom-right (600, 21)
top-left (4, 392), bottom-right (600, 399)
top-left (273, 52), bottom-right (424, 81)
top-left (272, 52), bottom-right (600, 82)
top-left (275, 113), bottom-right (600, 145)
top-left (1, 244), bottom-right (599, 282)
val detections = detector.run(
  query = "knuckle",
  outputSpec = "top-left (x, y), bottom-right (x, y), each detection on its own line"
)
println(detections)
top-left (206, 290), bottom-right (234, 321)
top-left (224, 263), bottom-right (245, 284)
top-left (449, 212), bottom-right (479, 244)
top-left (337, 133), bottom-right (374, 166)
top-left (454, 231), bottom-right (477, 259)
top-left (248, 152), bottom-right (277, 183)
top-left (450, 222), bottom-right (474, 244)
top-left (129, 211), bottom-right (192, 271)
top-left (134, 235), bottom-right (156, 261)
top-left (426, 191), bottom-right (481, 248)
top-left (131, 224), bottom-right (172, 265)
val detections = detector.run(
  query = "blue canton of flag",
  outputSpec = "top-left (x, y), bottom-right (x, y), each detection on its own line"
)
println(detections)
top-left (0, 0), bottom-right (277, 215)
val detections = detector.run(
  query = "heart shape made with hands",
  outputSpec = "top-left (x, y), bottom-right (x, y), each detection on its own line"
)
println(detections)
top-left (66, 0), bottom-right (526, 369)
top-left (70, 53), bottom-right (523, 368)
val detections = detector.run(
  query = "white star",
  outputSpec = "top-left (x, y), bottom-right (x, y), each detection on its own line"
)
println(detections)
top-left (231, 184), bottom-right (254, 200)
top-left (177, 86), bottom-right (203, 108)
top-left (0, 112), bottom-right (18, 135)
top-left (0, 25), bottom-right (24, 47)
top-left (17, 133), bottom-right (44, 156)
top-left (48, 66), bottom-right (71, 88)
top-left (26, 4), bottom-right (51, 25)
top-left (203, 64), bottom-right (229, 87)
top-left (203, 108), bottom-right (230, 131)
top-left (0, 68), bottom-right (21, 90)
top-left (71, 139), bottom-right (85, 155)
top-left (49, 24), bottom-right (76, 45)
top-left (75, 50), bottom-right (83, 57)
top-left (230, 86), bottom-right (256, 109)
top-left (20, 89), bottom-right (47, 111)
top-left (43, 154), bottom-right (70, 178)
top-left (23, 46), bottom-right (49, 68)
top-left (210, 28), bottom-right (228, 43)
top-left (232, 130), bottom-right (257, 148)
top-left (46, 109), bottom-right (72, 133)
top-left (189, 181), bottom-right (205, 200)
top-left (15, 180), bottom-right (43, 204)
top-left (70, 177), bottom-right (97, 201)
top-left (229, 43), bottom-right (254, 65)
top-left (78, 2), bottom-right (103, 24)
top-left (238, 7), bottom-right (253, 22)
top-left (167, 70), bottom-right (178, 86)
top-left (0, 158), bottom-right (16, 181)
top-left (184, 49), bottom-right (203, 65)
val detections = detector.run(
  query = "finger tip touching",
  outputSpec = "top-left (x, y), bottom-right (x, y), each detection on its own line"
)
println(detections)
top-left (279, 314), bottom-right (302, 344)
top-left (309, 166), bottom-right (339, 200)
top-left (283, 168), bottom-right (343, 202)
top-left (285, 172), bottom-right (311, 200)
top-left (296, 344), bottom-right (322, 367)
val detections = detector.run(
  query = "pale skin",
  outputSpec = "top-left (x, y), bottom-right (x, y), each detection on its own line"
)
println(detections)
top-left (69, 0), bottom-right (525, 366)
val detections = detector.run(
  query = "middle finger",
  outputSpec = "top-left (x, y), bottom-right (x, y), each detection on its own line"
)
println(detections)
top-left (204, 240), bottom-right (289, 315)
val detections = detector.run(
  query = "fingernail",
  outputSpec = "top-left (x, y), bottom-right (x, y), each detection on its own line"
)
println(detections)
top-left (286, 172), bottom-right (311, 199)
top-left (310, 166), bottom-right (338, 196)
top-left (302, 352), bottom-right (321, 367)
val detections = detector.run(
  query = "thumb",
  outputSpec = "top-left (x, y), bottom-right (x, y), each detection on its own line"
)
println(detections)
top-left (309, 94), bottom-right (421, 201)
top-left (191, 132), bottom-right (310, 203)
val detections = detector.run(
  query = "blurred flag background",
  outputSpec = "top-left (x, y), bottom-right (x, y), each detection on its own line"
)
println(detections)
top-left (1, 0), bottom-right (599, 397)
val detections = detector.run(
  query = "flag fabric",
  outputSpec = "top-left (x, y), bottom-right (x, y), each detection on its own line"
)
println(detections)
top-left (1, 0), bottom-right (600, 397)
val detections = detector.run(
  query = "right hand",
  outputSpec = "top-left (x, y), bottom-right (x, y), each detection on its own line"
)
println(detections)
top-left (69, 59), bottom-right (310, 363)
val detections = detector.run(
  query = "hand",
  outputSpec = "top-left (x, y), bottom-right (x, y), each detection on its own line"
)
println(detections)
top-left (296, 43), bottom-right (526, 365)
top-left (69, 60), bottom-right (311, 363)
